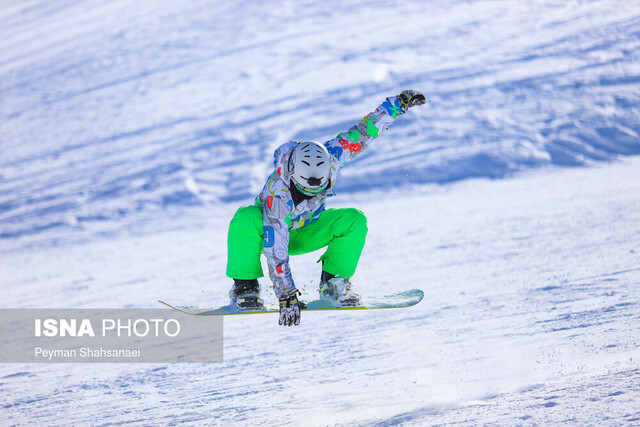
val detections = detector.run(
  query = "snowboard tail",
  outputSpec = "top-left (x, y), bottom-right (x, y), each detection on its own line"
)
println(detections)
top-left (159, 289), bottom-right (423, 316)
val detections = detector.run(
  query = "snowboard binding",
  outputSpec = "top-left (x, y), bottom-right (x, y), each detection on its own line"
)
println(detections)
top-left (319, 271), bottom-right (361, 307)
top-left (230, 279), bottom-right (265, 311)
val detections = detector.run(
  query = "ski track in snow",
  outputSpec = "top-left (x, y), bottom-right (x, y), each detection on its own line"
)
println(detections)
top-left (1, 0), bottom-right (640, 425)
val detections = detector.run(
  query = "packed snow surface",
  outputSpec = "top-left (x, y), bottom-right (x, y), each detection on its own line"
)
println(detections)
top-left (1, 0), bottom-right (639, 425)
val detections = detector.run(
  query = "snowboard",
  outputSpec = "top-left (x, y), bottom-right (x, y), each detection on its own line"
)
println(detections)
top-left (159, 289), bottom-right (423, 316)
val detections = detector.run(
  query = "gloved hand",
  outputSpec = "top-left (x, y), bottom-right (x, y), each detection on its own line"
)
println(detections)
top-left (278, 290), bottom-right (302, 326)
top-left (397, 89), bottom-right (426, 111)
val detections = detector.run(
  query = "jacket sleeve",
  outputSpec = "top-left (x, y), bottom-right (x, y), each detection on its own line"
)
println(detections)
top-left (261, 192), bottom-right (297, 298)
top-left (257, 143), bottom-right (298, 299)
top-left (324, 96), bottom-right (406, 172)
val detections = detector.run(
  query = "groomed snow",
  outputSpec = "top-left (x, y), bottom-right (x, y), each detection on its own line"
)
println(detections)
top-left (1, 0), bottom-right (639, 240)
top-left (2, 157), bottom-right (639, 425)
top-left (1, 0), bottom-right (639, 425)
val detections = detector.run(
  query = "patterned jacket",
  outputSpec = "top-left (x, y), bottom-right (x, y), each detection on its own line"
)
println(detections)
top-left (255, 96), bottom-right (407, 298)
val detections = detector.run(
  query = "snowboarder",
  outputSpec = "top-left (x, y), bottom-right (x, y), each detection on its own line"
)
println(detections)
top-left (226, 90), bottom-right (426, 326)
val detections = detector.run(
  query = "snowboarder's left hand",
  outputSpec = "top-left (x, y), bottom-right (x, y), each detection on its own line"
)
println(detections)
top-left (397, 89), bottom-right (426, 111)
top-left (278, 291), bottom-right (302, 326)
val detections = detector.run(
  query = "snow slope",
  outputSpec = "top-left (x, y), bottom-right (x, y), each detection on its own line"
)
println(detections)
top-left (1, 0), bottom-right (639, 242)
top-left (2, 157), bottom-right (639, 425)
top-left (1, 0), bottom-right (640, 425)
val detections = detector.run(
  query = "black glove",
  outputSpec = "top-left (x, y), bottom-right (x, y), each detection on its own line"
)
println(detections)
top-left (278, 290), bottom-right (302, 326)
top-left (397, 89), bottom-right (426, 111)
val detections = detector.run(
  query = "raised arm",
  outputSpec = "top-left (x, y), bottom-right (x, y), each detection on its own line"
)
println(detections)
top-left (324, 90), bottom-right (426, 172)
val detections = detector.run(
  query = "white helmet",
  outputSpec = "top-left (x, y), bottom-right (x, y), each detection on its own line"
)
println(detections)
top-left (289, 141), bottom-right (331, 196)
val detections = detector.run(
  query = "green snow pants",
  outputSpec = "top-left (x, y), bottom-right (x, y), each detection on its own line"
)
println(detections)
top-left (226, 205), bottom-right (368, 280)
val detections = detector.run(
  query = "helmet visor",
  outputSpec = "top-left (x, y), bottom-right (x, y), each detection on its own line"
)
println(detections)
top-left (294, 180), bottom-right (328, 196)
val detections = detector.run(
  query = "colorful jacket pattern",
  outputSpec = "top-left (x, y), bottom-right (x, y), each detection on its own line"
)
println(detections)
top-left (255, 96), bottom-right (406, 298)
